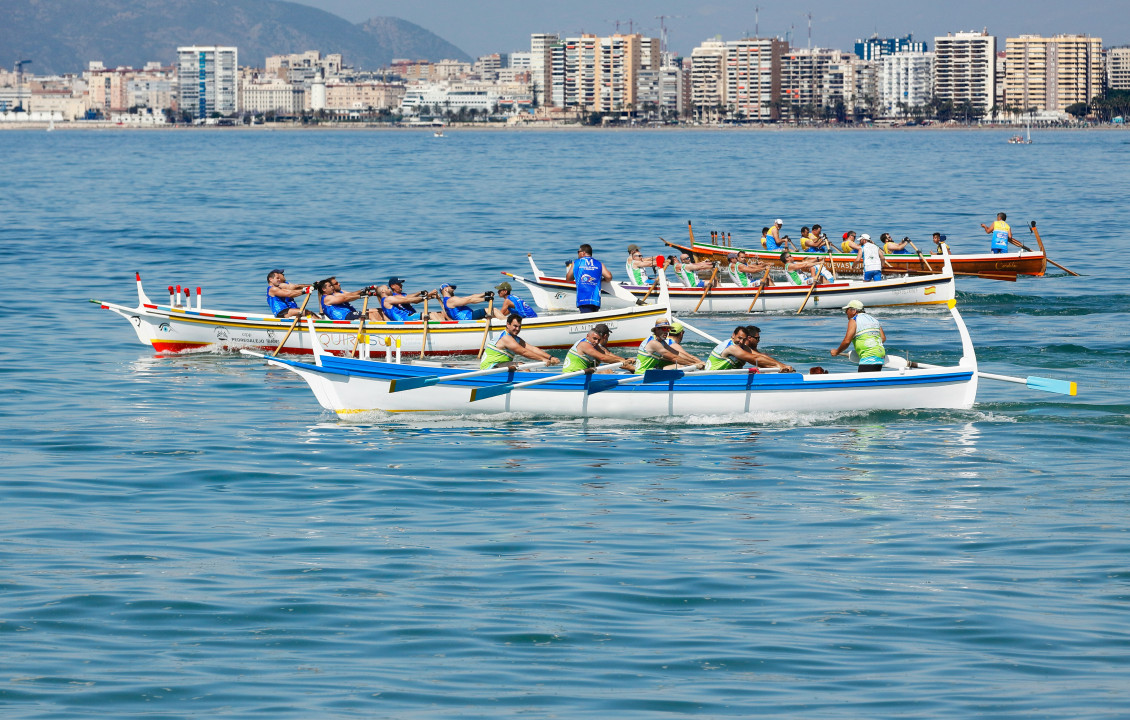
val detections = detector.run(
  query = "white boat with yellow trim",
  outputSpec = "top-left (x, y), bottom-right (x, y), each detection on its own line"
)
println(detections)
top-left (93, 273), bottom-right (670, 356)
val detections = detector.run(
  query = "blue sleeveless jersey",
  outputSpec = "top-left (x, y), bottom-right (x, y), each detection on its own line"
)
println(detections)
top-left (382, 293), bottom-right (417, 322)
top-left (321, 295), bottom-right (358, 320)
top-left (267, 286), bottom-right (299, 316)
top-left (574, 258), bottom-right (604, 308)
top-left (441, 296), bottom-right (473, 321)
top-left (509, 294), bottom-right (538, 318)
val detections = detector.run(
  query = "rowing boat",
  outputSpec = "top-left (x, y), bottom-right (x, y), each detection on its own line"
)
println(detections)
top-left (506, 252), bottom-right (956, 313)
top-left (672, 222), bottom-right (1048, 281)
top-left (251, 302), bottom-right (983, 418)
top-left (93, 273), bottom-right (670, 356)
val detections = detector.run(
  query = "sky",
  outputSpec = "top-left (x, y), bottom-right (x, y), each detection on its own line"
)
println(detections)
top-left (291, 0), bottom-right (1126, 59)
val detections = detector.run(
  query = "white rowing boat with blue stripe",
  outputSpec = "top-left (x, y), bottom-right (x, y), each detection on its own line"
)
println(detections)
top-left (251, 302), bottom-right (990, 418)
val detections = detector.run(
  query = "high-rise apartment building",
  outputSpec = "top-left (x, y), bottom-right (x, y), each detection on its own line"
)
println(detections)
top-left (530, 33), bottom-right (559, 106)
top-left (725, 38), bottom-right (787, 121)
top-left (781, 48), bottom-right (851, 116)
top-left (1109, 47), bottom-right (1130, 90)
top-left (690, 40), bottom-right (726, 122)
top-left (1004, 34), bottom-right (1103, 112)
top-left (880, 52), bottom-right (935, 115)
top-left (855, 34), bottom-right (927, 61)
top-left (933, 32), bottom-right (995, 113)
top-left (177, 46), bottom-right (238, 118)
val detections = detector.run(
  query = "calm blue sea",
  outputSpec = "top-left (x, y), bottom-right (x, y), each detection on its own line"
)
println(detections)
top-left (3, 127), bottom-right (1130, 719)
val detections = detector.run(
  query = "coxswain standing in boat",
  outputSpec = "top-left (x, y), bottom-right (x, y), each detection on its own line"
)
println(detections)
top-left (981, 212), bottom-right (1013, 254)
top-left (624, 244), bottom-right (655, 286)
top-left (492, 281), bottom-right (537, 319)
top-left (565, 243), bottom-right (612, 313)
top-left (635, 319), bottom-right (704, 374)
top-left (378, 277), bottom-right (443, 322)
top-left (267, 269), bottom-right (317, 318)
top-left (436, 282), bottom-right (491, 321)
top-left (830, 299), bottom-right (886, 372)
top-left (855, 234), bottom-right (891, 282)
top-left (479, 314), bottom-right (561, 370)
top-left (707, 326), bottom-right (795, 373)
top-left (562, 323), bottom-right (637, 373)
top-left (316, 278), bottom-right (385, 321)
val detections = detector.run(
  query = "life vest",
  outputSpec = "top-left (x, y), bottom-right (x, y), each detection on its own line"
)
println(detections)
top-left (707, 339), bottom-right (745, 370)
top-left (573, 257), bottom-right (603, 307)
top-left (479, 330), bottom-right (517, 369)
top-left (267, 285), bottom-right (298, 317)
top-left (563, 338), bottom-right (599, 372)
top-left (991, 220), bottom-right (1011, 252)
top-left (841, 239), bottom-right (855, 252)
top-left (634, 336), bottom-right (668, 374)
top-left (852, 312), bottom-right (886, 363)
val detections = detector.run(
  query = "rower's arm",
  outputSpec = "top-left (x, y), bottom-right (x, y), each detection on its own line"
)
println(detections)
top-left (565, 263), bottom-right (574, 281)
top-left (831, 319), bottom-right (857, 356)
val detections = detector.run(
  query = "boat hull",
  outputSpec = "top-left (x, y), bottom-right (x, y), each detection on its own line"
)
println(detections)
top-left (267, 354), bottom-right (978, 418)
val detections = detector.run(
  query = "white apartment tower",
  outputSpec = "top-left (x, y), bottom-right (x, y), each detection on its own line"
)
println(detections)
top-left (690, 40), bottom-right (726, 122)
top-left (1004, 34), bottom-right (1103, 112)
top-left (880, 52), bottom-right (935, 115)
top-left (725, 38), bottom-right (786, 121)
top-left (933, 32), bottom-right (995, 113)
top-left (1109, 47), bottom-right (1130, 91)
top-left (177, 46), bottom-right (238, 118)
top-left (530, 33), bottom-right (559, 106)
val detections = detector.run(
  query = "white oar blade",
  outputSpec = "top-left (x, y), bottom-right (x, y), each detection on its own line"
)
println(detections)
top-left (1026, 376), bottom-right (1077, 396)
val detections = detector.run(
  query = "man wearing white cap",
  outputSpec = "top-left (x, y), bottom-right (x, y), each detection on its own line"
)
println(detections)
top-left (831, 300), bottom-right (886, 372)
top-left (855, 233), bottom-right (890, 282)
top-left (765, 219), bottom-right (786, 251)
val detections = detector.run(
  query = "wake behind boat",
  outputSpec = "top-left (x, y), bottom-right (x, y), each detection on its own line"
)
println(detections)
top-left (93, 273), bottom-right (670, 356)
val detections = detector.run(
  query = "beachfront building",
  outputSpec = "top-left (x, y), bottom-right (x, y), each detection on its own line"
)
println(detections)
top-left (548, 33), bottom-right (658, 115)
top-left (855, 34), bottom-right (927, 61)
top-left (239, 73), bottom-right (306, 115)
top-left (85, 62), bottom-right (174, 115)
top-left (1003, 34), bottom-right (1104, 113)
top-left (530, 33), bottom-right (559, 106)
top-left (781, 48), bottom-right (854, 121)
top-left (324, 81), bottom-right (406, 116)
top-left (933, 32), bottom-right (995, 115)
top-left (690, 40), bottom-right (726, 122)
top-left (1109, 47), bottom-right (1130, 90)
top-left (636, 57), bottom-right (689, 120)
top-left (266, 51), bottom-right (343, 85)
top-left (176, 45), bottom-right (238, 119)
top-left (880, 52), bottom-right (935, 116)
top-left (400, 81), bottom-right (529, 117)
top-left (725, 38), bottom-right (787, 122)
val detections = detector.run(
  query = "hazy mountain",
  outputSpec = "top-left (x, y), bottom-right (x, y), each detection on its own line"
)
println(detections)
top-left (0, 0), bottom-right (470, 75)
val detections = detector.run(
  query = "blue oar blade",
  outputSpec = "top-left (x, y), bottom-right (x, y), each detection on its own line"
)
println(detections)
top-left (389, 376), bottom-right (439, 393)
top-left (586, 378), bottom-right (622, 395)
top-left (469, 383), bottom-right (515, 402)
top-left (642, 369), bottom-right (685, 383)
top-left (1026, 376), bottom-right (1077, 396)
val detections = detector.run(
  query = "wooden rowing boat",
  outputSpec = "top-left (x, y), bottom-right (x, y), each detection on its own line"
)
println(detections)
top-left (670, 222), bottom-right (1048, 281)
top-left (506, 252), bottom-right (956, 313)
top-left (93, 273), bottom-right (670, 356)
top-left (251, 302), bottom-right (983, 418)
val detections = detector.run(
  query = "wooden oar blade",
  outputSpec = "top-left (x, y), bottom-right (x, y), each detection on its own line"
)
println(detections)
top-left (388, 376), bottom-right (439, 393)
top-left (1026, 376), bottom-right (1077, 396)
top-left (642, 369), bottom-right (686, 383)
top-left (469, 383), bottom-right (515, 402)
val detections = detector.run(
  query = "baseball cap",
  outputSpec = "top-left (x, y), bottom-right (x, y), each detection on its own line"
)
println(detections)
top-left (439, 282), bottom-right (456, 292)
top-left (592, 323), bottom-right (611, 336)
top-left (495, 281), bottom-right (512, 292)
top-left (669, 321), bottom-right (685, 334)
top-left (859, 234), bottom-right (872, 242)
top-left (652, 319), bottom-right (673, 329)
top-left (727, 253), bottom-right (739, 260)
top-left (775, 218), bottom-right (784, 225)
top-left (269, 268), bottom-right (285, 276)
top-left (627, 244), bottom-right (640, 253)
top-left (842, 299), bottom-right (864, 310)
top-left (388, 276), bottom-right (406, 285)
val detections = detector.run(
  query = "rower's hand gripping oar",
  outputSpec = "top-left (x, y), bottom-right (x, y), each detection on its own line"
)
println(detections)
top-left (390, 361), bottom-right (548, 393)
top-left (469, 361), bottom-right (627, 402)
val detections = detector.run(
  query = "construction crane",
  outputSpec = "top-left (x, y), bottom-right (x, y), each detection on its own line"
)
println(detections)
top-left (15, 59), bottom-right (32, 110)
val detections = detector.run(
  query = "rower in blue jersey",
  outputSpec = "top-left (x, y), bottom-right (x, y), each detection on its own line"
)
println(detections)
top-left (565, 243), bottom-right (612, 313)
top-left (493, 281), bottom-right (537, 319)
top-left (436, 282), bottom-right (491, 321)
top-left (316, 277), bottom-right (383, 321)
top-left (378, 277), bottom-right (441, 322)
top-left (981, 212), bottom-right (1013, 254)
top-left (266, 269), bottom-right (315, 318)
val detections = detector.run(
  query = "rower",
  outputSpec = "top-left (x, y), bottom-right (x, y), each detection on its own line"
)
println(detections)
top-left (981, 212), bottom-right (1013, 254)
top-left (266, 269), bottom-right (316, 318)
top-left (882, 233), bottom-right (912, 254)
top-left (378, 277), bottom-right (442, 321)
top-left (779, 250), bottom-right (831, 286)
top-left (562, 323), bottom-right (636, 373)
top-left (624, 243), bottom-right (654, 285)
top-left (841, 230), bottom-right (861, 253)
top-left (437, 282), bottom-right (490, 321)
top-left (635, 319), bottom-right (703, 374)
top-left (479, 313), bottom-right (561, 370)
top-left (673, 253), bottom-right (713, 287)
top-left (830, 300), bottom-right (886, 372)
top-left (317, 277), bottom-right (384, 321)
top-left (802, 224), bottom-right (829, 252)
top-left (666, 321), bottom-right (705, 365)
top-left (493, 281), bottom-right (537, 319)
top-left (707, 326), bottom-right (795, 373)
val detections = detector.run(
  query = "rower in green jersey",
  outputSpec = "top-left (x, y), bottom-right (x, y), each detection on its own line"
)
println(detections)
top-left (830, 300), bottom-right (886, 372)
top-left (562, 323), bottom-right (637, 373)
top-left (635, 319), bottom-right (704, 374)
top-left (707, 326), bottom-right (795, 373)
top-left (480, 313), bottom-right (561, 370)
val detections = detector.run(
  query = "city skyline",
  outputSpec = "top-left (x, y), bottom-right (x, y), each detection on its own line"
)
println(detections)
top-left (291, 0), bottom-right (1128, 59)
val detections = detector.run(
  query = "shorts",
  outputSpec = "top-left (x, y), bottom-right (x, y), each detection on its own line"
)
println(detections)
top-left (858, 363), bottom-right (883, 373)
top-left (275, 308), bottom-right (294, 318)
top-left (577, 304), bottom-right (600, 314)
top-left (863, 270), bottom-right (883, 282)
top-left (344, 310), bottom-right (362, 321)
top-left (470, 308), bottom-right (488, 320)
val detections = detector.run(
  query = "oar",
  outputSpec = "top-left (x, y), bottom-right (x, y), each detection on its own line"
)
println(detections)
top-left (796, 262), bottom-right (824, 314)
top-left (884, 354), bottom-right (1077, 396)
top-left (907, 240), bottom-right (934, 272)
top-left (1026, 221), bottom-right (1080, 276)
top-left (670, 317), bottom-right (721, 345)
top-left (826, 247), bottom-right (838, 280)
top-left (637, 275), bottom-right (661, 305)
top-left (419, 297), bottom-right (430, 357)
top-left (350, 294), bottom-right (369, 358)
top-left (477, 297), bottom-right (494, 359)
top-left (693, 264), bottom-right (719, 313)
top-left (390, 361), bottom-right (547, 392)
top-left (746, 269), bottom-right (772, 313)
top-left (470, 361), bottom-right (626, 402)
top-left (271, 290), bottom-right (313, 357)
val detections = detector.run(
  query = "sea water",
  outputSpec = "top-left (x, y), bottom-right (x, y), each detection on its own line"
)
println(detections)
top-left (2, 127), bottom-right (1129, 719)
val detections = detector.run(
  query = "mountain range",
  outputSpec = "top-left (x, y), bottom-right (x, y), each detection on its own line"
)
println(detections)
top-left (0, 0), bottom-right (471, 75)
